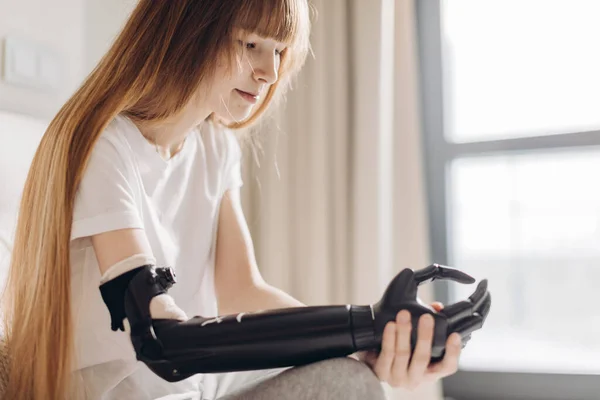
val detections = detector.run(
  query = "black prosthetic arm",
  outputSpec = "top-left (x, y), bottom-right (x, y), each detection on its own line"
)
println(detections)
top-left (99, 264), bottom-right (491, 383)
top-left (144, 305), bottom-right (375, 380)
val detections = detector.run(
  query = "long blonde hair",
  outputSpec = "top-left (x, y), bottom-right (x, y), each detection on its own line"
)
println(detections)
top-left (1, 1), bottom-right (310, 398)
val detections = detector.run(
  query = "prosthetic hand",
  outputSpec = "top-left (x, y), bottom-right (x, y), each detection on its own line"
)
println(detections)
top-left (99, 262), bottom-right (491, 382)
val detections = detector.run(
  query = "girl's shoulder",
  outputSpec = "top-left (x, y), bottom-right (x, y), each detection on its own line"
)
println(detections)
top-left (83, 115), bottom-right (140, 178)
top-left (98, 114), bottom-right (140, 154)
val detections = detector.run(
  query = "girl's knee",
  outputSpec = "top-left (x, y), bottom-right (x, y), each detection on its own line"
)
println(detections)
top-left (226, 358), bottom-right (386, 400)
top-left (300, 357), bottom-right (386, 399)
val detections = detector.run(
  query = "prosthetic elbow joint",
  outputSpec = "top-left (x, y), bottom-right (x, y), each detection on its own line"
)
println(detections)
top-left (100, 265), bottom-right (183, 379)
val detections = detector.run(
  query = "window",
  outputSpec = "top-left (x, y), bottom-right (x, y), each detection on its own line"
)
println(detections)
top-left (442, 0), bottom-right (600, 143)
top-left (417, 1), bottom-right (600, 399)
top-left (450, 151), bottom-right (600, 373)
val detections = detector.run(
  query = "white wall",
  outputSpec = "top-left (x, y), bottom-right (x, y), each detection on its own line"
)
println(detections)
top-left (0, 0), bottom-right (138, 120)
top-left (0, 0), bottom-right (85, 119)
top-left (84, 0), bottom-right (136, 72)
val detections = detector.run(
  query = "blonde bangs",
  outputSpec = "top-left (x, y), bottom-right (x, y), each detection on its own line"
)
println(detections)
top-left (235, 0), bottom-right (311, 74)
top-left (235, 0), bottom-right (306, 45)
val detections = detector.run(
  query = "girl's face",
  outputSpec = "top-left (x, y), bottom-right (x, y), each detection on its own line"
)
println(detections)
top-left (207, 30), bottom-right (288, 123)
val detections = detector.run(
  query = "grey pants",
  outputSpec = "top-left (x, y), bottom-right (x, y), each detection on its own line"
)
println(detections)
top-left (71, 356), bottom-right (387, 400)
top-left (218, 358), bottom-right (387, 400)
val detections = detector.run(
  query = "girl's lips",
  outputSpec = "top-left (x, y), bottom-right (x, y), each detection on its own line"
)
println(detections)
top-left (235, 89), bottom-right (259, 104)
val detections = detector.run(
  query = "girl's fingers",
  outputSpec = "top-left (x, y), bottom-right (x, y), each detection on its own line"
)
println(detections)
top-left (373, 309), bottom-right (459, 389)
top-left (406, 313), bottom-right (435, 389)
top-left (373, 321), bottom-right (396, 382)
top-left (389, 310), bottom-right (412, 386)
top-left (427, 333), bottom-right (461, 377)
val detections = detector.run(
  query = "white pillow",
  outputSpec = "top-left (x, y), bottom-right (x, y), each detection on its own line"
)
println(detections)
top-left (0, 111), bottom-right (48, 287)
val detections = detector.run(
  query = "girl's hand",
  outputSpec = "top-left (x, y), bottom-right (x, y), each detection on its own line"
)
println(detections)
top-left (359, 302), bottom-right (462, 390)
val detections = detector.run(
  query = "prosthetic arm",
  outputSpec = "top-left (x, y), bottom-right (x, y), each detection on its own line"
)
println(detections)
top-left (99, 262), bottom-right (491, 382)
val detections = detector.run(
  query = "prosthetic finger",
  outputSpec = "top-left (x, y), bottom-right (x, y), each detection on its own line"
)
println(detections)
top-left (452, 316), bottom-right (484, 340)
top-left (414, 263), bottom-right (476, 286)
top-left (439, 280), bottom-right (491, 343)
top-left (439, 279), bottom-right (489, 325)
top-left (478, 295), bottom-right (492, 321)
top-left (423, 278), bottom-right (490, 362)
top-left (461, 334), bottom-right (472, 347)
top-left (455, 292), bottom-right (491, 338)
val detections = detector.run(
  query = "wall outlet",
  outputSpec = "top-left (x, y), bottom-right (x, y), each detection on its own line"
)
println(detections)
top-left (2, 35), bottom-right (62, 91)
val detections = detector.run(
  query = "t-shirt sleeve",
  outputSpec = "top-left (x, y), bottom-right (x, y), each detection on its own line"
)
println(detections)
top-left (71, 136), bottom-right (143, 241)
top-left (223, 130), bottom-right (243, 191)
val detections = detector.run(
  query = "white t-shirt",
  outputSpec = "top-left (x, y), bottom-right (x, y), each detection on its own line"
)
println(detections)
top-left (69, 114), bottom-right (243, 399)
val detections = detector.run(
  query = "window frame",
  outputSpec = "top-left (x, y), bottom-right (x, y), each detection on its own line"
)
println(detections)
top-left (415, 1), bottom-right (600, 399)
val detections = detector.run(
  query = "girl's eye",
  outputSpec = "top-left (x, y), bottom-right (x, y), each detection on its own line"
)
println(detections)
top-left (237, 40), bottom-right (256, 50)
top-left (239, 40), bottom-right (284, 56)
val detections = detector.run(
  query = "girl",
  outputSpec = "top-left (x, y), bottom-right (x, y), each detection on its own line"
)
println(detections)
top-left (1, 1), bottom-right (462, 399)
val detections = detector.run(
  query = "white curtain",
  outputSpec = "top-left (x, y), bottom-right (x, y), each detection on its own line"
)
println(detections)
top-left (241, 1), bottom-right (442, 399)
top-left (241, 0), bottom-right (352, 305)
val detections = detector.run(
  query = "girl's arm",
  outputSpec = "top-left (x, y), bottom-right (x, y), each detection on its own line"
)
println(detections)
top-left (93, 193), bottom-right (490, 383)
top-left (214, 189), bottom-right (304, 314)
